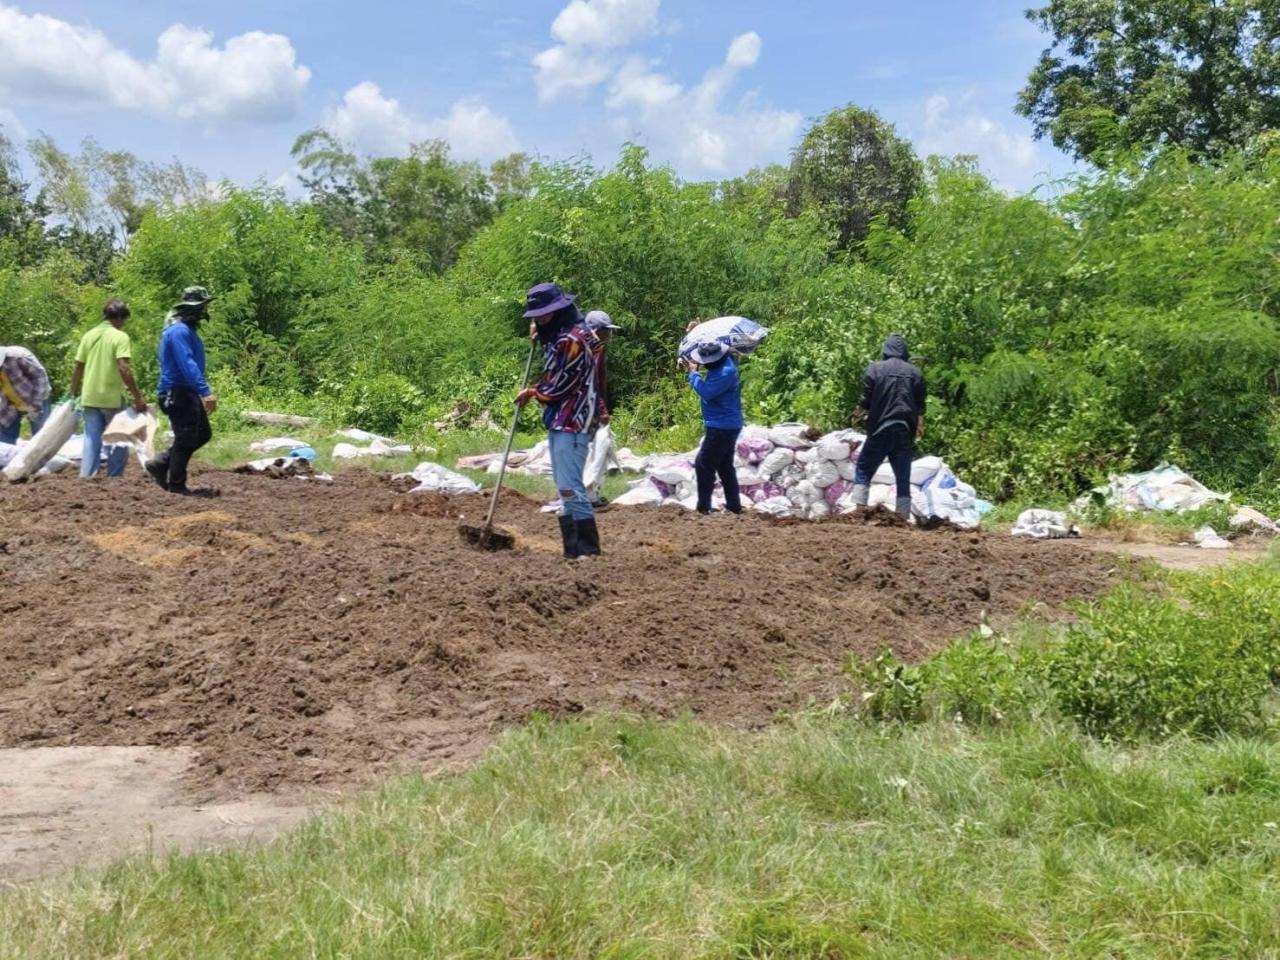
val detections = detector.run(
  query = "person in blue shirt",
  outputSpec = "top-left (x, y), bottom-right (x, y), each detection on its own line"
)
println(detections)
top-left (681, 341), bottom-right (744, 515)
top-left (146, 287), bottom-right (217, 495)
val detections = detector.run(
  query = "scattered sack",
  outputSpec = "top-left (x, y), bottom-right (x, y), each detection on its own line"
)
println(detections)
top-left (613, 480), bottom-right (665, 507)
top-left (237, 456), bottom-right (318, 479)
top-left (1194, 525), bottom-right (1231, 550)
top-left (335, 427), bottom-right (392, 443)
top-left (1229, 506), bottom-right (1279, 535)
top-left (333, 437), bottom-right (413, 459)
top-left (248, 436), bottom-right (306, 453)
top-left (584, 425), bottom-right (616, 492)
top-left (1012, 509), bottom-right (1081, 540)
top-left (1080, 463), bottom-right (1227, 514)
top-left (3, 401), bottom-right (77, 482)
top-left (401, 462), bottom-right (482, 496)
top-left (103, 409), bottom-right (158, 463)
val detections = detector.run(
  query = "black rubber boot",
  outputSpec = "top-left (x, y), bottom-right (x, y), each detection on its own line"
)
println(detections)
top-left (575, 518), bottom-right (601, 556)
top-left (145, 457), bottom-right (169, 490)
top-left (558, 515), bottom-right (580, 559)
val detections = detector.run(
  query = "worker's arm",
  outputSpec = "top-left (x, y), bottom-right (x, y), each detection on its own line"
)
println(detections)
top-left (70, 361), bottom-right (85, 398)
top-left (914, 370), bottom-right (926, 439)
top-left (173, 326), bottom-right (212, 397)
top-left (687, 364), bottom-right (737, 402)
top-left (116, 358), bottom-right (148, 413)
top-left (860, 366), bottom-right (875, 412)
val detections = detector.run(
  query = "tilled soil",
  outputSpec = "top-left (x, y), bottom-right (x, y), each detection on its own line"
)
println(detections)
top-left (0, 469), bottom-right (1119, 798)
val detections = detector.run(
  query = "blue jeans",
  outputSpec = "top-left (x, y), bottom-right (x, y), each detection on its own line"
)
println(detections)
top-left (854, 423), bottom-right (914, 500)
top-left (548, 429), bottom-right (594, 521)
top-left (81, 406), bottom-right (129, 478)
top-left (0, 397), bottom-right (50, 444)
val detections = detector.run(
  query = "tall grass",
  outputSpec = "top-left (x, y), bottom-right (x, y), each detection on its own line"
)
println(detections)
top-left (3, 715), bottom-right (1279, 958)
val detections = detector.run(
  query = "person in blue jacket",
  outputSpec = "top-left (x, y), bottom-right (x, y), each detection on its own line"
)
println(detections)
top-left (682, 341), bottom-right (743, 515)
top-left (146, 287), bottom-right (217, 495)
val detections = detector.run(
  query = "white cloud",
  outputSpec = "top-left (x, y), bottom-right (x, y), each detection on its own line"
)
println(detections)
top-left (323, 82), bottom-right (520, 162)
top-left (605, 32), bottom-right (801, 175)
top-left (535, 0), bottom-right (659, 102)
top-left (725, 32), bottom-right (762, 68)
top-left (533, 45), bottom-right (611, 102)
top-left (918, 91), bottom-right (1045, 191)
top-left (0, 4), bottom-right (310, 122)
top-left (606, 58), bottom-right (680, 110)
top-left (550, 0), bottom-right (659, 48)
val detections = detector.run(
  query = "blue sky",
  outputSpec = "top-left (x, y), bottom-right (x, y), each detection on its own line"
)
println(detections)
top-left (0, 0), bottom-right (1077, 193)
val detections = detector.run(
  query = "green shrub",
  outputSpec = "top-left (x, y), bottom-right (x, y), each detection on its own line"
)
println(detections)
top-left (851, 559), bottom-right (1280, 740)
top-left (849, 633), bottom-right (1045, 727)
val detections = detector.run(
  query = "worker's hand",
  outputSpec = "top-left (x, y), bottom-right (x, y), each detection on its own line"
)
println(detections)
top-left (528, 321), bottom-right (538, 341)
top-left (133, 398), bottom-right (149, 414)
top-left (515, 388), bottom-right (536, 407)
top-left (598, 412), bottom-right (610, 426)
top-left (202, 394), bottom-right (218, 413)
top-left (850, 406), bottom-right (866, 426)
top-left (680, 358), bottom-right (697, 373)
top-left (686, 320), bottom-right (699, 333)
top-left (916, 419), bottom-right (925, 439)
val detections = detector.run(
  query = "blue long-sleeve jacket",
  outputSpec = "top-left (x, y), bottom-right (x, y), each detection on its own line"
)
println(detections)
top-left (157, 321), bottom-right (211, 396)
top-left (687, 355), bottom-right (743, 429)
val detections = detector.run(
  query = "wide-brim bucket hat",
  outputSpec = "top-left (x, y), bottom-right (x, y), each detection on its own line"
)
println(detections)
top-left (173, 286), bottom-right (215, 310)
top-left (523, 282), bottom-right (576, 318)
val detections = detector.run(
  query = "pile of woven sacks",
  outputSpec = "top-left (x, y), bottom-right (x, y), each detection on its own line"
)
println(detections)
top-left (612, 423), bottom-right (984, 528)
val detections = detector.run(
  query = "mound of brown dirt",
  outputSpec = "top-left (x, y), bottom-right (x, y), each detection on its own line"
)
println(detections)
top-left (0, 469), bottom-right (1119, 798)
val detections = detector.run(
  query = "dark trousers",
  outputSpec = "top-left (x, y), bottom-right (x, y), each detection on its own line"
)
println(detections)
top-left (695, 426), bottom-right (742, 513)
top-left (155, 388), bottom-right (212, 489)
top-left (854, 423), bottom-right (914, 499)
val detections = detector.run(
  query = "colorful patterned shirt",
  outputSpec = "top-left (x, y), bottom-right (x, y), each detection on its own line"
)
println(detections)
top-left (534, 324), bottom-right (599, 433)
top-left (0, 347), bottom-right (51, 428)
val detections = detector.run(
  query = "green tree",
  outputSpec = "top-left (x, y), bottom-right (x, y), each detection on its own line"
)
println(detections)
top-left (0, 129), bottom-right (49, 267)
top-left (27, 134), bottom-right (206, 247)
top-left (785, 105), bottom-right (921, 250)
top-left (367, 141), bottom-right (494, 272)
top-left (1018, 0), bottom-right (1280, 162)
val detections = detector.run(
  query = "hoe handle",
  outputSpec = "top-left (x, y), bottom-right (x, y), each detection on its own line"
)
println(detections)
top-left (483, 342), bottom-right (537, 534)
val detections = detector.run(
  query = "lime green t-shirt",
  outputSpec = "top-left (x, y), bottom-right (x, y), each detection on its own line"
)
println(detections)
top-left (75, 322), bottom-right (133, 409)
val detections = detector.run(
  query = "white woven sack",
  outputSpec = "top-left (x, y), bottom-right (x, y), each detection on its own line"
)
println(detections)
top-left (759, 447), bottom-right (795, 475)
top-left (806, 459), bottom-right (841, 489)
top-left (767, 423), bottom-right (814, 449)
top-left (816, 437), bottom-right (852, 461)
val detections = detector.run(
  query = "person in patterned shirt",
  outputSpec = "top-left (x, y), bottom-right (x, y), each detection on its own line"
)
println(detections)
top-left (0, 346), bottom-right (51, 445)
top-left (516, 283), bottom-right (602, 559)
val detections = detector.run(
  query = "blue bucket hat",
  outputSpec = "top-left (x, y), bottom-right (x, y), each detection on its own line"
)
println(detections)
top-left (523, 282), bottom-right (576, 318)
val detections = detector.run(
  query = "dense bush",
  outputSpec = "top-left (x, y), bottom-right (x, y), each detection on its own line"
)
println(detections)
top-left (850, 557), bottom-right (1280, 739)
top-left (3, 132), bottom-right (1277, 500)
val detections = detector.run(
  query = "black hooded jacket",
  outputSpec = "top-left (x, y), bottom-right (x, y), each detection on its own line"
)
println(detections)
top-left (860, 335), bottom-right (925, 434)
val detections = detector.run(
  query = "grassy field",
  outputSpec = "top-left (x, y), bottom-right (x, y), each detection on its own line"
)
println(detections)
top-left (2, 714), bottom-right (1279, 958)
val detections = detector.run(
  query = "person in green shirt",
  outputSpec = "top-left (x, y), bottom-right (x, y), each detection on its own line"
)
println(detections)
top-left (71, 299), bottom-right (148, 479)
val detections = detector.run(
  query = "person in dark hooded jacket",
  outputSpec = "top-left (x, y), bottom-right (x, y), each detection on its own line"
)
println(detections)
top-left (850, 334), bottom-right (926, 517)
